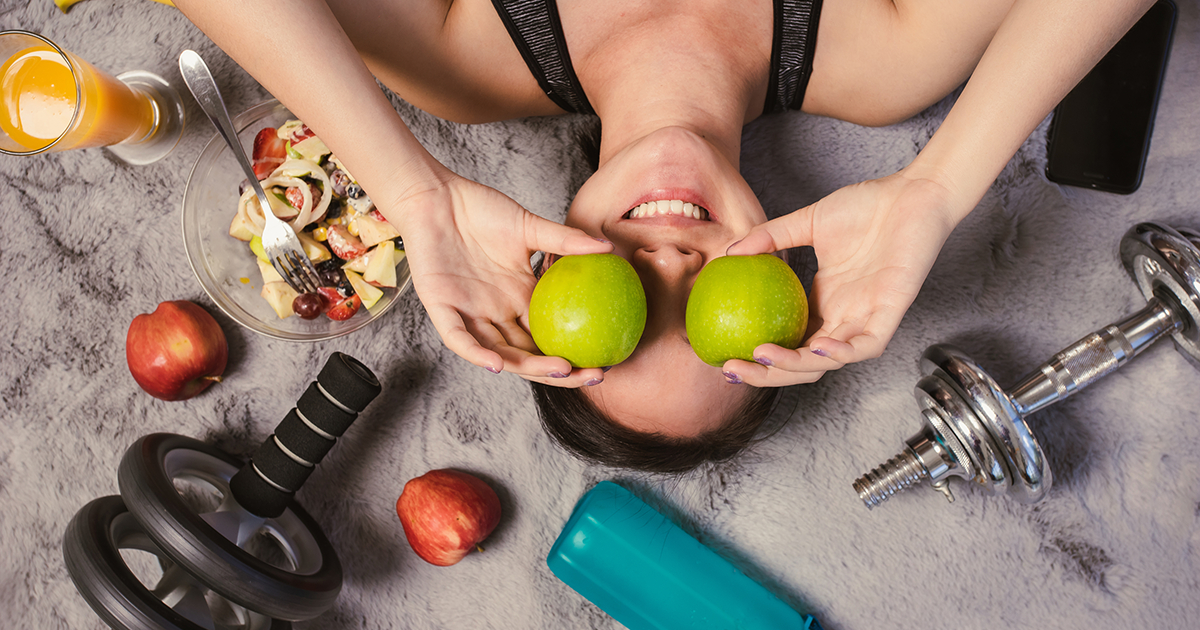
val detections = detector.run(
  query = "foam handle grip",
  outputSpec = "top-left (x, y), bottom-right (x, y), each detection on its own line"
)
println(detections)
top-left (230, 353), bottom-right (381, 518)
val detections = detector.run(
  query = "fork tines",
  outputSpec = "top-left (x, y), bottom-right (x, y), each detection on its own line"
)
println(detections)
top-left (273, 250), bottom-right (322, 295)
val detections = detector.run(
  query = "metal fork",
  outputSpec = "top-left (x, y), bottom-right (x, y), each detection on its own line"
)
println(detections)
top-left (178, 50), bottom-right (321, 295)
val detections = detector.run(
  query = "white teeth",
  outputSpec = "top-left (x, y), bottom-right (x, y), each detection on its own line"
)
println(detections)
top-left (627, 199), bottom-right (709, 220)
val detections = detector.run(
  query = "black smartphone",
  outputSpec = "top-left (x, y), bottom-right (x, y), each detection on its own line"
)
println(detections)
top-left (1045, 0), bottom-right (1176, 194)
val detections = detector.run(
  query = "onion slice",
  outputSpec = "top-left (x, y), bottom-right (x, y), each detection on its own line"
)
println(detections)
top-left (268, 159), bottom-right (332, 228)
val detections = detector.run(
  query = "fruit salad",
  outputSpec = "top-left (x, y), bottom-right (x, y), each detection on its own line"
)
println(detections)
top-left (228, 120), bottom-right (405, 321)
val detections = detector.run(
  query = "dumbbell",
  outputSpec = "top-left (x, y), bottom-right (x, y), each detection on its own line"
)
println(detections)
top-left (853, 222), bottom-right (1200, 509)
top-left (64, 352), bottom-right (381, 628)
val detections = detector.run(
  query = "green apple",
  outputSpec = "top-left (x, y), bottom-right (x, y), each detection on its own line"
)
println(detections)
top-left (529, 253), bottom-right (647, 368)
top-left (685, 254), bottom-right (808, 366)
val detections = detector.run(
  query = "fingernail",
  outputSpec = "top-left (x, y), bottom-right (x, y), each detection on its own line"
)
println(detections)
top-left (485, 366), bottom-right (501, 374)
top-left (812, 348), bottom-right (830, 358)
top-left (601, 365), bottom-right (613, 373)
top-left (723, 371), bottom-right (743, 385)
top-left (726, 239), bottom-right (743, 254)
top-left (585, 378), bottom-right (603, 386)
top-left (754, 356), bottom-right (773, 367)
top-left (548, 371), bottom-right (569, 379)
top-left (593, 237), bottom-right (612, 244)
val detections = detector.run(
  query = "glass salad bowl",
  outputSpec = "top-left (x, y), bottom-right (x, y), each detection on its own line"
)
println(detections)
top-left (182, 99), bottom-right (411, 341)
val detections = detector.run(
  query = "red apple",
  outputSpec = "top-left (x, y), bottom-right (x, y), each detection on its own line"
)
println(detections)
top-left (126, 301), bottom-right (228, 401)
top-left (396, 469), bottom-right (502, 566)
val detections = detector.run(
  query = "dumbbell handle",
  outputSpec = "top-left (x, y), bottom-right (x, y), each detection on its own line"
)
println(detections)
top-left (229, 353), bottom-right (381, 518)
top-left (1009, 296), bottom-right (1183, 416)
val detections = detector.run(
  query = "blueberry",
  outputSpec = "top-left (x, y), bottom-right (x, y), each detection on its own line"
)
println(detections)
top-left (315, 258), bottom-right (341, 275)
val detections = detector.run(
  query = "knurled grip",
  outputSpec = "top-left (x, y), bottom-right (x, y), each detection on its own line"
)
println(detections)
top-left (230, 353), bottom-right (381, 518)
top-left (1040, 326), bottom-right (1130, 398)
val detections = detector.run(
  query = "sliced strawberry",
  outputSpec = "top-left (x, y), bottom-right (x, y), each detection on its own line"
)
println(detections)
top-left (325, 293), bottom-right (362, 321)
top-left (252, 127), bottom-right (286, 180)
top-left (325, 224), bottom-right (368, 260)
top-left (288, 123), bottom-right (316, 144)
top-left (285, 183), bottom-right (322, 212)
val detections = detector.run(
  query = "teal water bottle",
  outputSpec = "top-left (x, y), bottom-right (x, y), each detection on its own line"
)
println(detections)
top-left (547, 481), bottom-right (822, 630)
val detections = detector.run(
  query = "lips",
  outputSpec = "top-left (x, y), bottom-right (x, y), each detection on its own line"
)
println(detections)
top-left (624, 199), bottom-right (711, 221)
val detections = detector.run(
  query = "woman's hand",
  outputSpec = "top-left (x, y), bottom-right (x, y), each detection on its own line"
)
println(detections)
top-left (382, 173), bottom-right (612, 386)
top-left (723, 171), bottom-right (962, 387)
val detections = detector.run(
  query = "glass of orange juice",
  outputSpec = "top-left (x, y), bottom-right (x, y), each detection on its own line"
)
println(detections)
top-left (0, 30), bottom-right (184, 165)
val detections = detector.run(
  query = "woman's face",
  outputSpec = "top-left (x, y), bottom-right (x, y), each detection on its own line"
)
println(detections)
top-left (562, 126), bottom-right (769, 437)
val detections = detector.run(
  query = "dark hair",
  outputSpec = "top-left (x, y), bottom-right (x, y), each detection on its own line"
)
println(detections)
top-left (530, 381), bottom-right (781, 473)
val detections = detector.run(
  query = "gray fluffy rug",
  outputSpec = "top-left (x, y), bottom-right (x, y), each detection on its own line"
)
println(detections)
top-left (2, 1), bottom-right (1199, 628)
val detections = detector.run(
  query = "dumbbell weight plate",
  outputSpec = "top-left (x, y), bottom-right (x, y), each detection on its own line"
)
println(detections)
top-left (63, 495), bottom-right (290, 630)
top-left (118, 434), bottom-right (341, 621)
top-left (1120, 222), bottom-right (1200, 366)
top-left (920, 345), bottom-right (1051, 504)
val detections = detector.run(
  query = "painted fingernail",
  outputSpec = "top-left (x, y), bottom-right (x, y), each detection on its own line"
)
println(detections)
top-left (485, 366), bottom-right (501, 374)
top-left (812, 348), bottom-right (830, 358)
top-left (723, 371), bottom-right (743, 385)
top-left (754, 356), bottom-right (773, 367)
top-left (585, 378), bottom-right (603, 386)
top-left (548, 371), bottom-right (569, 379)
top-left (601, 365), bottom-right (613, 373)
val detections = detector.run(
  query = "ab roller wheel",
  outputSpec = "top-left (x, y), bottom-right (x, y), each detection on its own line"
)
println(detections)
top-left (116, 434), bottom-right (341, 621)
top-left (63, 495), bottom-right (290, 630)
top-left (855, 222), bottom-right (1200, 509)
top-left (65, 353), bottom-right (382, 628)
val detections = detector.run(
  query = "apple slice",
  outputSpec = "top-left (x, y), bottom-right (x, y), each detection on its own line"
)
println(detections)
top-left (341, 251), bottom-right (370, 274)
top-left (229, 201), bottom-right (258, 241)
top-left (363, 241), bottom-right (397, 288)
top-left (290, 136), bottom-right (330, 160)
top-left (257, 258), bottom-right (284, 284)
top-left (344, 269), bottom-right (384, 310)
top-left (297, 232), bottom-right (332, 263)
top-left (354, 213), bottom-right (401, 248)
top-left (261, 282), bottom-right (299, 319)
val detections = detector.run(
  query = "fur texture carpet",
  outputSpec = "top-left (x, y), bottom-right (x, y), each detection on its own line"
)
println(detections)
top-left (2, 1), bottom-right (1198, 628)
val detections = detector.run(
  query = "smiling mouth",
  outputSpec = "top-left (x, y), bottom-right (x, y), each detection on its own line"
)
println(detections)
top-left (624, 199), bottom-right (711, 221)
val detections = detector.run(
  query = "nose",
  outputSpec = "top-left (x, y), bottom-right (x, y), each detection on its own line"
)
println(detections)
top-left (630, 245), bottom-right (705, 290)
top-left (629, 245), bottom-right (704, 343)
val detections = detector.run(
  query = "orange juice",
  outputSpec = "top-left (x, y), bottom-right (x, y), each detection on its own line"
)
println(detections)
top-left (0, 44), bottom-right (156, 152)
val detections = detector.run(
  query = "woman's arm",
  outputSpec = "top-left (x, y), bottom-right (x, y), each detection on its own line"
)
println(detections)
top-left (905, 0), bottom-right (1158, 216)
top-left (725, 0), bottom-right (1157, 387)
top-left (173, 0), bottom-right (444, 214)
top-left (173, 0), bottom-right (612, 384)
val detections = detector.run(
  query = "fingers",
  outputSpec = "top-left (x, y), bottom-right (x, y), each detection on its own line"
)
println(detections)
top-left (721, 345), bottom-right (842, 387)
top-left (808, 307), bottom-right (904, 364)
top-left (426, 303), bottom-right (505, 373)
top-left (525, 214), bottom-right (614, 256)
top-left (445, 312), bottom-right (608, 387)
top-left (726, 203), bottom-right (817, 256)
top-left (517, 367), bottom-right (607, 388)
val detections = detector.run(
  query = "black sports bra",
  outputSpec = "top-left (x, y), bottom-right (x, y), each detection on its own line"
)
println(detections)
top-left (491, 0), bottom-right (823, 116)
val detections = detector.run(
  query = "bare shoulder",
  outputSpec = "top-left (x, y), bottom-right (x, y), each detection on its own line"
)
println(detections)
top-left (804, 0), bottom-right (1015, 126)
top-left (328, 0), bottom-right (561, 123)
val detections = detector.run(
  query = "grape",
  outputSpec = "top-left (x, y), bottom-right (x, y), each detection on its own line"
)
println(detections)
top-left (330, 169), bottom-right (351, 197)
top-left (292, 292), bottom-right (324, 320)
